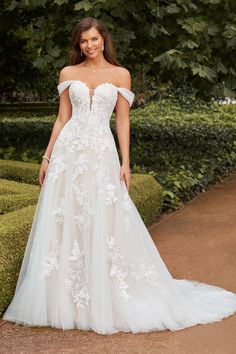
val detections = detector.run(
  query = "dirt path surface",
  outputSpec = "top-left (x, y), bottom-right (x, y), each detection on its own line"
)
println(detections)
top-left (1, 173), bottom-right (236, 354)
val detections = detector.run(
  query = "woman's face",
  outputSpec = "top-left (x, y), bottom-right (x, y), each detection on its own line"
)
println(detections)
top-left (79, 27), bottom-right (104, 58)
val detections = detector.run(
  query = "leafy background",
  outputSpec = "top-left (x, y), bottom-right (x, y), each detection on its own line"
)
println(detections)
top-left (0, 0), bottom-right (236, 101)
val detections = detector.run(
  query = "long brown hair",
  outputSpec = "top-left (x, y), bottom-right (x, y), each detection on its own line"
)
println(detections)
top-left (69, 17), bottom-right (120, 66)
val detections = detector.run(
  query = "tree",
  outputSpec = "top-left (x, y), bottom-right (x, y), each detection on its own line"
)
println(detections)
top-left (0, 0), bottom-right (235, 100)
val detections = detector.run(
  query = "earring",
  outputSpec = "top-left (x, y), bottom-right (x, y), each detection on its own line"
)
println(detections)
top-left (80, 50), bottom-right (83, 57)
top-left (102, 43), bottom-right (104, 51)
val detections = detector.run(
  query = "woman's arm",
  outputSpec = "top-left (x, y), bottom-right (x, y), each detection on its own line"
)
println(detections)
top-left (43, 69), bottom-right (72, 159)
top-left (115, 68), bottom-right (132, 191)
top-left (39, 68), bottom-right (72, 186)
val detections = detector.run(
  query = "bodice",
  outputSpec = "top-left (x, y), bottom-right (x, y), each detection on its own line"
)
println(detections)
top-left (57, 80), bottom-right (135, 129)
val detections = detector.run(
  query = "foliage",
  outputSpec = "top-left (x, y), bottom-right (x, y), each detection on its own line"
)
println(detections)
top-left (0, 0), bottom-right (236, 100)
top-left (0, 204), bottom-right (36, 316)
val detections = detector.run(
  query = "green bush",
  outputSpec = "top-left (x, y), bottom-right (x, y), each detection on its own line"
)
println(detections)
top-left (0, 179), bottom-right (40, 214)
top-left (129, 173), bottom-right (163, 225)
top-left (1, 99), bottom-right (236, 210)
top-left (0, 205), bottom-right (36, 315)
top-left (129, 100), bottom-right (236, 209)
top-left (0, 178), bottom-right (40, 195)
top-left (0, 159), bottom-right (40, 185)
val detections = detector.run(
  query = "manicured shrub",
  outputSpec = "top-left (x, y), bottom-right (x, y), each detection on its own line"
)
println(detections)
top-left (0, 205), bottom-right (36, 315)
top-left (1, 99), bottom-right (236, 210)
top-left (129, 174), bottom-right (163, 225)
top-left (0, 178), bottom-right (40, 214)
top-left (0, 159), bottom-right (40, 185)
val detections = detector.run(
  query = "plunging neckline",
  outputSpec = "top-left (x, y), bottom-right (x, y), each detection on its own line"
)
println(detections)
top-left (69, 80), bottom-right (117, 112)
top-left (74, 80), bottom-right (117, 92)
top-left (78, 81), bottom-right (115, 111)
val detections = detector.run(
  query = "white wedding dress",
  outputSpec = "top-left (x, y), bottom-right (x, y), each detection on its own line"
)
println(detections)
top-left (3, 80), bottom-right (236, 335)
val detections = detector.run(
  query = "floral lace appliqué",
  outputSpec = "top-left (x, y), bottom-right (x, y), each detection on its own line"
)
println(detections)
top-left (105, 183), bottom-right (117, 205)
top-left (122, 191), bottom-right (133, 230)
top-left (73, 183), bottom-right (95, 231)
top-left (107, 236), bottom-right (131, 301)
top-left (64, 240), bottom-right (90, 308)
top-left (47, 157), bottom-right (66, 183)
top-left (107, 235), bottom-right (160, 302)
top-left (52, 195), bottom-right (67, 224)
top-left (39, 240), bottom-right (61, 279)
top-left (72, 153), bottom-right (89, 180)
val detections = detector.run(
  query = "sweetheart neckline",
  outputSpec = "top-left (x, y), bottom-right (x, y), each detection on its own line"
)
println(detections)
top-left (58, 80), bottom-right (132, 93)
top-left (59, 80), bottom-right (119, 112)
top-left (57, 79), bottom-right (135, 110)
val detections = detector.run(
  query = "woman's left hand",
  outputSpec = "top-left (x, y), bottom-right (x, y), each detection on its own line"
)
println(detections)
top-left (120, 162), bottom-right (131, 192)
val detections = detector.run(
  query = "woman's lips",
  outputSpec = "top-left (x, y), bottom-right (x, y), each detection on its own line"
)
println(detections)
top-left (86, 49), bottom-right (96, 54)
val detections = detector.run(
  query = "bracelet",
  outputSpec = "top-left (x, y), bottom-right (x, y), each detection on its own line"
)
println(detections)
top-left (42, 155), bottom-right (50, 163)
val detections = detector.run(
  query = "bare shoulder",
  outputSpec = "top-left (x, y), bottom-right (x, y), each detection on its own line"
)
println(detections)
top-left (114, 66), bottom-right (131, 78)
top-left (114, 66), bottom-right (131, 89)
top-left (59, 65), bottom-right (79, 82)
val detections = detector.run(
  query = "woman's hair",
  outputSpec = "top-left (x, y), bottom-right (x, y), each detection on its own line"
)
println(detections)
top-left (69, 17), bottom-right (120, 66)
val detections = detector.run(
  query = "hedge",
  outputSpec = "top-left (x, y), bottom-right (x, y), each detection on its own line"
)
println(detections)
top-left (0, 178), bottom-right (40, 214)
top-left (1, 100), bottom-right (236, 166)
top-left (0, 159), bottom-right (40, 185)
top-left (1, 98), bottom-right (236, 210)
top-left (0, 205), bottom-right (36, 316)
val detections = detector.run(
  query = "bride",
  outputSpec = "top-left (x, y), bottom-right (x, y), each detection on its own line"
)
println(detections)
top-left (3, 17), bottom-right (236, 335)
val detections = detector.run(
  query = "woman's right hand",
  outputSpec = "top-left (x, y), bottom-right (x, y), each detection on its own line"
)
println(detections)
top-left (39, 159), bottom-right (49, 186)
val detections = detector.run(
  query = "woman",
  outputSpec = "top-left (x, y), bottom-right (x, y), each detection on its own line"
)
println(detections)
top-left (3, 17), bottom-right (236, 335)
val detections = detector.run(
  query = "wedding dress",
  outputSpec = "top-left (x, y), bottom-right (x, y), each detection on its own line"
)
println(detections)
top-left (3, 80), bottom-right (236, 335)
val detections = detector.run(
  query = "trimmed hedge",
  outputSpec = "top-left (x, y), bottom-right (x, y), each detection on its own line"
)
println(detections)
top-left (129, 173), bottom-right (163, 225)
top-left (0, 159), bottom-right (40, 185)
top-left (1, 100), bottom-right (236, 210)
top-left (0, 178), bottom-right (40, 214)
top-left (0, 205), bottom-right (36, 315)
top-left (0, 102), bottom-right (58, 114)
top-left (0, 178), bottom-right (40, 195)
top-left (1, 101), bottom-right (236, 166)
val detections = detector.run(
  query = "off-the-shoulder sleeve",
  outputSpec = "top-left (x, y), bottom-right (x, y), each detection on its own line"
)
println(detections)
top-left (117, 87), bottom-right (135, 107)
top-left (57, 80), bottom-right (74, 95)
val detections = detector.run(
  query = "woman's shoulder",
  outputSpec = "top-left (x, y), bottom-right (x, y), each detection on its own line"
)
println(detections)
top-left (113, 66), bottom-right (131, 77)
top-left (59, 65), bottom-right (78, 81)
top-left (113, 66), bottom-right (131, 88)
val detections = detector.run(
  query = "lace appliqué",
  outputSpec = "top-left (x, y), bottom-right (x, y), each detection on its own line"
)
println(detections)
top-left (47, 157), bottom-right (66, 183)
top-left (105, 183), bottom-right (117, 205)
top-left (107, 235), bottom-right (160, 302)
top-left (95, 166), bottom-right (117, 205)
top-left (39, 240), bottom-right (61, 279)
top-left (122, 191), bottom-right (133, 230)
top-left (64, 240), bottom-right (90, 308)
top-left (52, 195), bottom-right (67, 223)
top-left (73, 183), bottom-right (95, 231)
top-left (72, 153), bottom-right (89, 180)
